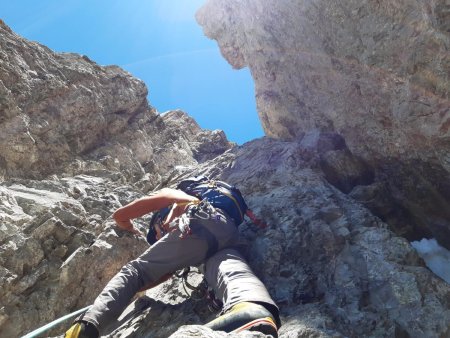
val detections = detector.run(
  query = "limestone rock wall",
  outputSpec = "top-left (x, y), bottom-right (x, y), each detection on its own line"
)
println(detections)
top-left (0, 20), bottom-right (233, 183)
top-left (0, 20), bottom-right (147, 178)
top-left (196, 0), bottom-right (450, 163)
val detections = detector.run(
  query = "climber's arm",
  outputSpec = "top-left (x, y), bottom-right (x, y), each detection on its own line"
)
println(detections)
top-left (113, 188), bottom-right (199, 235)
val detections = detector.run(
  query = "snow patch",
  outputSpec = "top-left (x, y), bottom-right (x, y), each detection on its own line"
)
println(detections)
top-left (411, 238), bottom-right (450, 284)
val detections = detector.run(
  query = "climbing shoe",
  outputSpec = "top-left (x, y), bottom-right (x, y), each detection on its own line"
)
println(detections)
top-left (205, 302), bottom-right (279, 337)
top-left (65, 320), bottom-right (99, 338)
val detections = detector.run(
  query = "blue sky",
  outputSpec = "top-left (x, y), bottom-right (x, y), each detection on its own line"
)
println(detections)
top-left (1, 0), bottom-right (263, 144)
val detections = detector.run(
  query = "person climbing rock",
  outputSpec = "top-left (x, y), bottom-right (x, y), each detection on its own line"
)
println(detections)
top-left (65, 177), bottom-right (280, 337)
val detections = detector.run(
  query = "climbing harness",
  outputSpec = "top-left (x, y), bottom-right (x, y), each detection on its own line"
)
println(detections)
top-left (147, 200), bottom-right (201, 244)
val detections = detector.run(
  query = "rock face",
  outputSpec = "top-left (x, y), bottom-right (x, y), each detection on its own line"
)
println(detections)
top-left (196, 0), bottom-right (450, 161)
top-left (196, 0), bottom-right (450, 251)
top-left (1, 11), bottom-right (450, 338)
top-left (0, 19), bottom-right (147, 179)
top-left (0, 20), bottom-right (232, 182)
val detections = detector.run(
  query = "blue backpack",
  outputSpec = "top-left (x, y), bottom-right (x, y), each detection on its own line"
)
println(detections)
top-left (147, 176), bottom-right (248, 244)
top-left (176, 175), bottom-right (248, 225)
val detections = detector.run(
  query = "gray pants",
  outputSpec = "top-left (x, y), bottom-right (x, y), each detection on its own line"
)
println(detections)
top-left (83, 207), bottom-right (277, 332)
top-left (205, 248), bottom-right (279, 322)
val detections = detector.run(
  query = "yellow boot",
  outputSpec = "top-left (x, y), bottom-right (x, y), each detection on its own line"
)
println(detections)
top-left (65, 321), bottom-right (99, 338)
top-left (205, 302), bottom-right (279, 337)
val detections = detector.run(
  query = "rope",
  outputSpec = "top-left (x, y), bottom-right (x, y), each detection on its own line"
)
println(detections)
top-left (21, 305), bottom-right (91, 338)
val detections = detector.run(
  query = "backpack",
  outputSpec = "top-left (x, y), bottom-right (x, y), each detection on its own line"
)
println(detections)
top-left (147, 176), bottom-right (248, 245)
top-left (176, 175), bottom-right (248, 226)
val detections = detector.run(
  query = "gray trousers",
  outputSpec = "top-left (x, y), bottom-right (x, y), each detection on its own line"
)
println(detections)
top-left (205, 248), bottom-right (279, 322)
top-left (83, 207), bottom-right (277, 333)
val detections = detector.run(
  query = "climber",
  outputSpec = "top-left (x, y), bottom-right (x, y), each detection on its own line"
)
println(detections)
top-left (65, 179), bottom-right (280, 338)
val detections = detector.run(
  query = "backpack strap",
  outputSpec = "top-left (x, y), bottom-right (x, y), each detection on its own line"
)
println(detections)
top-left (216, 186), bottom-right (245, 223)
